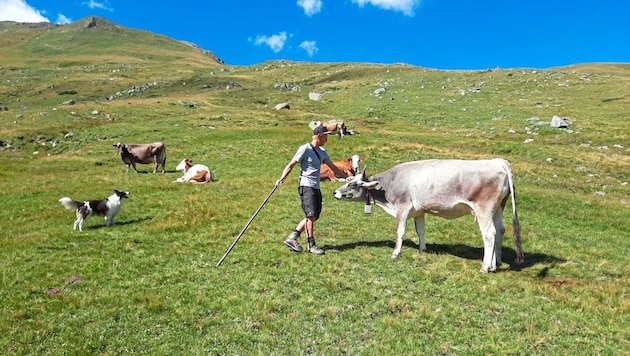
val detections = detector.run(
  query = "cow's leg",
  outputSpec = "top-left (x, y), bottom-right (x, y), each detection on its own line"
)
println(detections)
top-left (392, 211), bottom-right (409, 259)
top-left (414, 214), bottom-right (426, 252)
top-left (493, 209), bottom-right (505, 267)
top-left (125, 164), bottom-right (130, 174)
top-left (131, 162), bottom-right (139, 173)
top-left (152, 157), bottom-right (158, 174)
top-left (477, 213), bottom-right (498, 273)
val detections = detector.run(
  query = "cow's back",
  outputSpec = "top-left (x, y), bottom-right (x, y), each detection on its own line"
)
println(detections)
top-left (375, 159), bottom-right (510, 210)
top-left (149, 142), bottom-right (165, 155)
top-left (381, 159), bottom-right (506, 184)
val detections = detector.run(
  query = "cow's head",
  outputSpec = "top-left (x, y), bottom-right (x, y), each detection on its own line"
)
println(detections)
top-left (325, 119), bottom-right (349, 138)
top-left (176, 158), bottom-right (193, 172)
top-left (350, 155), bottom-right (364, 176)
top-left (113, 142), bottom-right (127, 155)
top-left (333, 167), bottom-right (378, 201)
top-left (335, 121), bottom-right (348, 138)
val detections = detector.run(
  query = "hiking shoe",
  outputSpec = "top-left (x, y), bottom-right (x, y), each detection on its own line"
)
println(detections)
top-left (284, 232), bottom-right (303, 252)
top-left (308, 244), bottom-right (325, 255)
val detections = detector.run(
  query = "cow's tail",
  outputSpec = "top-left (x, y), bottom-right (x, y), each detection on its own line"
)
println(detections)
top-left (503, 160), bottom-right (524, 264)
top-left (59, 197), bottom-right (81, 211)
top-left (208, 170), bottom-right (215, 182)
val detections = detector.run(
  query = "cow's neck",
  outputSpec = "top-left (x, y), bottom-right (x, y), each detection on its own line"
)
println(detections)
top-left (367, 187), bottom-right (397, 217)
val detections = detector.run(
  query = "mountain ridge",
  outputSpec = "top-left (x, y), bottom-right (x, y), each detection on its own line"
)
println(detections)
top-left (0, 16), bottom-right (224, 65)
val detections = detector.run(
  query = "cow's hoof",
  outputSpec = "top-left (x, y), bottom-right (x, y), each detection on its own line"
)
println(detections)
top-left (480, 265), bottom-right (497, 273)
top-left (390, 253), bottom-right (400, 259)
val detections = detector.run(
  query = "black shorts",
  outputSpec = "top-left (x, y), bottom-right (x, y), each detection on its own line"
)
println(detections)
top-left (299, 186), bottom-right (322, 218)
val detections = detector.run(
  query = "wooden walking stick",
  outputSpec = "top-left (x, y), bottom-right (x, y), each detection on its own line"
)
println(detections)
top-left (216, 184), bottom-right (279, 267)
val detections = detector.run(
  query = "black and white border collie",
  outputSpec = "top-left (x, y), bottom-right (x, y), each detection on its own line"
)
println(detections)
top-left (59, 190), bottom-right (130, 231)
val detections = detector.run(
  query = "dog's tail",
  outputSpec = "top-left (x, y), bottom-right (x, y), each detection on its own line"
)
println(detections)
top-left (59, 197), bottom-right (82, 210)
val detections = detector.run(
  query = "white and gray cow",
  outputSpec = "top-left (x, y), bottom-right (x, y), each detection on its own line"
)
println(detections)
top-left (333, 158), bottom-right (524, 273)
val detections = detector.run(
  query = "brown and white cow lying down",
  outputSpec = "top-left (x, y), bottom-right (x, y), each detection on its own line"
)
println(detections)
top-left (323, 119), bottom-right (349, 138)
top-left (333, 158), bottom-right (524, 273)
top-left (309, 119), bottom-right (352, 138)
top-left (173, 158), bottom-right (215, 183)
top-left (113, 142), bottom-right (166, 173)
top-left (320, 155), bottom-right (364, 181)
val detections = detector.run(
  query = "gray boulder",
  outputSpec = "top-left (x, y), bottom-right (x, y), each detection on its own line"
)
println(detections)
top-left (275, 103), bottom-right (290, 110)
top-left (551, 115), bottom-right (570, 128)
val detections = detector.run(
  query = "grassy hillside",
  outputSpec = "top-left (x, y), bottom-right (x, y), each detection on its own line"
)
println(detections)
top-left (0, 17), bottom-right (628, 355)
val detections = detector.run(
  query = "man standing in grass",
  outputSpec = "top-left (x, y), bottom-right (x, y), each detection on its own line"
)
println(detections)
top-left (276, 125), bottom-right (349, 255)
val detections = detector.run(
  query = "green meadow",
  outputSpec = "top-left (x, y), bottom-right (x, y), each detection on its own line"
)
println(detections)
top-left (1, 17), bottom-right (628, 355)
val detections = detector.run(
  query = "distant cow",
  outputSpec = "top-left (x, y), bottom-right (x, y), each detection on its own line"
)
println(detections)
top-left (333, 159), bottom-right (524, 273)
top-left (173, 158), bottom-right (214, 183)
top-left (309, 119), bottom-right (352, 138)
top-left (320, 155), bottom-right (364, 181)
top-left (113, 142), bottom-right (166, 173)
top-left (323, 119), bottom-right (349, 138)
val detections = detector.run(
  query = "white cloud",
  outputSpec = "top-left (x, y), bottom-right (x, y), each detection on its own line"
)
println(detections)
top-left (56, 14), bottom-right (72, 25)
top-left (297, 0), bottom-right (323, 16)
top-left (300, 41), bottom-right (319, 57)
top-left (352, 0), bottom-right (420, 17)
top-left (0, 0), bottom-right (49, 22)
top-left (81, 0), bottom-right (112, 11)
top-left (254, 32), bottom-right (288, 53)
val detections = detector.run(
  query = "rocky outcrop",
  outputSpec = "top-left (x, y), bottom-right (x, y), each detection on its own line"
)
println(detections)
top-left (180, 41), bottom-right (224, 64)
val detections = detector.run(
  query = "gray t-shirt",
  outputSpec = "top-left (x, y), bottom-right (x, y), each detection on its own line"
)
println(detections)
top-left (292, 143), bottom-right (331, 189)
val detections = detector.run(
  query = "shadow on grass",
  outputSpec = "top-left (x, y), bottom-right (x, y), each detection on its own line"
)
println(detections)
top-left (123, 170), bottom-right (179, 174)
top-left (85, 217), bottom-right (152, 229)
top-left (325, 239), bottom-right (565, 271)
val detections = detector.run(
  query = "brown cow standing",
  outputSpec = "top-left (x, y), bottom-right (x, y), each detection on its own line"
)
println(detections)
top-left (113, 142), bottom-right (166, 173)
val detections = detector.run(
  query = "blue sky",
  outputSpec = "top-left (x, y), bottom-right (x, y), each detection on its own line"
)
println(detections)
top-left (1, 0), bottom-right (629, 70)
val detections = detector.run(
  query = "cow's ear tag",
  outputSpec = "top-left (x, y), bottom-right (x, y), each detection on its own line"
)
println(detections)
top-left (364, 204), bottom-right (372, 214)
